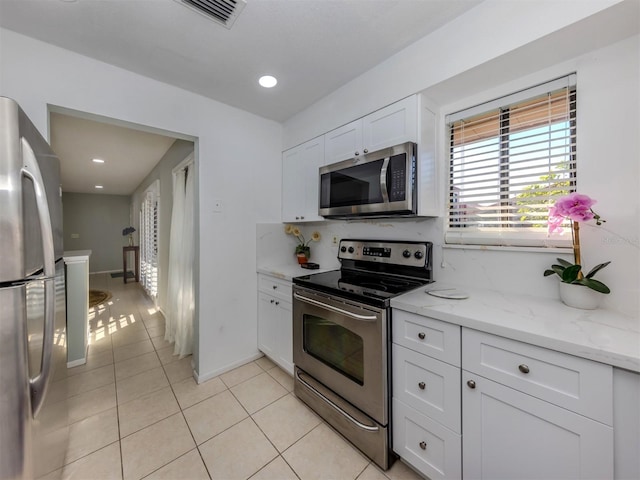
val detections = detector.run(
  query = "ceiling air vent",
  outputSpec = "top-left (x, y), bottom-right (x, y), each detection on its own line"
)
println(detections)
top-left (176, 0), bottom-right (247, 29)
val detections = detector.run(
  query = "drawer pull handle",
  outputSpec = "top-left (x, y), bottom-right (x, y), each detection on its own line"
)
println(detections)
top-left (518, 364), bottom-right (530, 374)
top-left (418, 332), bottom-right (426, 340)
top-left (419, 441), bottom-right (427, 450)
top-left (418, 381), bottom-right (426, 390)
top-left (467, 380), bottom-right (476, 389)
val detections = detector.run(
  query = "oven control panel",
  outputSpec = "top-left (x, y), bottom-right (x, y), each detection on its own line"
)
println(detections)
top-left (338, 240), bottom-right (430, 268)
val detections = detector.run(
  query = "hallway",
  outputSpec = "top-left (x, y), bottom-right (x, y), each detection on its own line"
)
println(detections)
top-left (47, 273), bottom-right (422, 480)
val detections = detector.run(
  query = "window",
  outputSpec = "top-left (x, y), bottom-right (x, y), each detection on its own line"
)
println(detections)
top-left (446, 75), bottom-right (577, 247)
top-left (140, 181), bottom-right (159, 299)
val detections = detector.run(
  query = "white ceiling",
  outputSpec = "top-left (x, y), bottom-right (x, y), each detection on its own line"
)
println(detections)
top-left (1, 0), bottom-right (483, 195)
top-left (50, 112), bottom-right (178, 195)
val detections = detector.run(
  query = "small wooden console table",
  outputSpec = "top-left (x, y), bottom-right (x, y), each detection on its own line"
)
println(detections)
top-left (122, 246), bottom-right (140, 284)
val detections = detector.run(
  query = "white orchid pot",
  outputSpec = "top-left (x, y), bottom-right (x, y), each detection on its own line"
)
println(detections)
top-left (559, 282), bottom-right (602, 310)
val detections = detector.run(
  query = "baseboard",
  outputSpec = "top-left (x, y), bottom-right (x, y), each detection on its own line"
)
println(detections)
top-left (89, 269), bottom-right (120, 275)
top-left (195, 351), bottom-right (264, 384)
top-left (67, 357), bottom-right (87, 368)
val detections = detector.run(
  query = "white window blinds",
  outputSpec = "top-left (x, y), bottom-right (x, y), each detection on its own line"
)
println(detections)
top-left (446, 75), bottom-right (577, 247)
top-left (140, 181), bottom-right (159, 299)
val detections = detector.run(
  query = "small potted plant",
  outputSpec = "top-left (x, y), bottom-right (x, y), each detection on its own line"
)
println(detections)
top-left (285, 224), bottom-right (321, 264)
top-left (122, 226), bottom-right (136, 246)
top-left (544, 193), bottom-right (610, 309)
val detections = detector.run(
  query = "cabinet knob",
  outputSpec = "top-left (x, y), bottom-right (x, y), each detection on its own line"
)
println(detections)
top-left (355, 151), bottom-right (360, 156)
top-left (363, 149), bottom-right (369, 154)
top-left (418, 332), bottom-right (426, 340)
top-left (270, 299), bottom-right (275, 304)
top-left (275, 301), bottom-right (280, 306)
top-left (300, 216), bottom-right (305, 220)
top-left (518, 364), bottom-right (530, 374)
top-left (419, 441), bottom-right (427, 450)
top-left (467, 380), bottom-right (476, 389)
top-left (273, 285), bottom-right (277, 289)
top-left (418, 381), bottom-right (426, 390)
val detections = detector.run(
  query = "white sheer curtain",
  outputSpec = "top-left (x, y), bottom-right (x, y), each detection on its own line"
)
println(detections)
top-left (165, 161), bottom-right (195, 358)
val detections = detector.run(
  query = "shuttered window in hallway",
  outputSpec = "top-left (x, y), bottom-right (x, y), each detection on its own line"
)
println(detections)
top-left (140, 180), bottom-right (159, 300)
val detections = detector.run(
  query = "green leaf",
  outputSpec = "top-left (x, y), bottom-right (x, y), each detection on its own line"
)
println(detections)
top-left (556, 258), bottom-right (574, 268)
top-left (576, 278), bottom-right (611, 294)
top-left (550, 264), bottom-right (566, 276)
top-left (585, 261), bottom-right (611, 279)
top-left (543, 269), bottom-right (557, 277)
top-left (561, 264), bottom-right (582, 283)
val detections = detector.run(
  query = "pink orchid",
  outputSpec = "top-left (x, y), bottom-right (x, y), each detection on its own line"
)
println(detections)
top-left (547, 193), bottom-right (604, 235)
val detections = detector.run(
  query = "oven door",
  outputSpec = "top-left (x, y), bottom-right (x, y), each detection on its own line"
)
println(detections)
top-left (292, 285), bottom-right (388, 424)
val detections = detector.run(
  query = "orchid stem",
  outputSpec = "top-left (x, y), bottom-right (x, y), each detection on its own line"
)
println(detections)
top-left (572, 221), bottom-right (583, 279)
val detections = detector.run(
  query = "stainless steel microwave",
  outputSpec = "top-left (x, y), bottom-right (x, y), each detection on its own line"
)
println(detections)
top-left (318, 142), bottom-right (417, 218)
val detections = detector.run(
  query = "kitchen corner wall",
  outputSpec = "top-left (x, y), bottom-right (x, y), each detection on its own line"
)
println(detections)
top-left (281, 3), bottom-right (639, 318)
top-left (0, 28), bottom-right (283, 382)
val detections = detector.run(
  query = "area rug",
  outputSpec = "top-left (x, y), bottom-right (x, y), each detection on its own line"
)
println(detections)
top-left (110, 271), bottom-right (135, 279)
top-left (89, 289), bottom-right (112, 308)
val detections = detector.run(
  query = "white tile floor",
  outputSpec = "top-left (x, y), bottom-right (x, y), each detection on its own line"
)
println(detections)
top-left (44, 273), bottom-right (424, 480)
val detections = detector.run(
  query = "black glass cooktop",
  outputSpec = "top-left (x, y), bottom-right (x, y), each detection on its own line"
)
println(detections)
top-left (293, 269), bottom-right (431, 308)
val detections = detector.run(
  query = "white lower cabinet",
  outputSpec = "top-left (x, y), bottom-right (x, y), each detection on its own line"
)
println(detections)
top-left (392, 311), bottom-right (462, 480)
top-left (462, 369), bottom-right (613, 480)
top-left (257, 274), bottom-right (293, 374)
top-left (391, 308), bottom-right (616, 480)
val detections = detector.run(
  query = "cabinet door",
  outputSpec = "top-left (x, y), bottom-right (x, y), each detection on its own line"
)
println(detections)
top-left (324, 120), bottom-right (362, 163)
top-left (276, 300), bottom-right (293, 375)
top-left (282, 137), bottom-right (324, 222)
top-left (362, 96), bottom-right (417, 153)
top-left (258, 292), bottom-right (279, 359)
top-left (300, 137), bottom-right (324, 222)
top-left (462, 370), bottom-right (613, 480)
top-left (282, 146), bottom-right (305, 222)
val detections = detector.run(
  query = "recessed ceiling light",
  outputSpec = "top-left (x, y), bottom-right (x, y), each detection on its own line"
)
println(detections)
top-left (92, 158), bottom-right (105, 164)
top-left (95, 185), bottom-right (104, 189)
top-left (259, 75), bottom-right (277, 88)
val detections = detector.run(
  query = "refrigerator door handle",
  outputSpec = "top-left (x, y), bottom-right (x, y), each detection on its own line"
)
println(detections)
top-left (21, 138), bottom-right (56, 417)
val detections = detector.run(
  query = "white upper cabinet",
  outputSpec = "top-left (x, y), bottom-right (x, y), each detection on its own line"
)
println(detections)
top-left (282, 136), bottom-right (324, 223)
top-left (324, 96), bottom-right (418, 164)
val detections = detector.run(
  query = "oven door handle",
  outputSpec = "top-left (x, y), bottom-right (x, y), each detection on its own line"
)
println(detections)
top-left (295, 370), bottom-right (380, 433)
top-left (293, 292), bottom-right (379, 321)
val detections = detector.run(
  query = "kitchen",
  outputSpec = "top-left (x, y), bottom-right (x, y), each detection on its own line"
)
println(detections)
top-left (0, 0), bottom-right (638, 479)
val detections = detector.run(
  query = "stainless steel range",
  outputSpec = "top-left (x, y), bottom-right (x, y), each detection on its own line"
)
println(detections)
top-left (292, 239), bottom-right (433, 470)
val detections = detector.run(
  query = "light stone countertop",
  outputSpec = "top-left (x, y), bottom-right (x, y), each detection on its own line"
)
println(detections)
top-left (391, 283), bottom-right (640, 373)
top-left (257, 264), bottom-right (335, 282)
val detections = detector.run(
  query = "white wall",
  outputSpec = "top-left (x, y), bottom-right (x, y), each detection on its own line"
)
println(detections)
top-left (279, 5), bottom-right (639, 317)
top-left (0, 28), bottom-right (283, 381)
top-left (283, 0), bottom-right (628, 149)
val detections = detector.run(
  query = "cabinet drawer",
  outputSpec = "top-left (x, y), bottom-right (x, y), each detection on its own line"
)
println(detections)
top-left (392, 398), bottom-right (461, 480)
top-left (392, 310), bottom-right (460, 367)
top-left (392, 344), bottom-right (461, 433)
top-left (258, 275), bottom-right (292, 302)
top-left (462, 328), bottom-right (613, 425)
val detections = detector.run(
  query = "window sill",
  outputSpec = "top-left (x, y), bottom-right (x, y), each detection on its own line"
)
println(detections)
top-left (443, 244), bottom-right (572, 254)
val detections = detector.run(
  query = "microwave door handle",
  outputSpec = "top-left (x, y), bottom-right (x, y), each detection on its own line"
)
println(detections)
top-left (379, 157), bottom-right (390, 203)
top-left (380, 157), bottom-right (389, 203)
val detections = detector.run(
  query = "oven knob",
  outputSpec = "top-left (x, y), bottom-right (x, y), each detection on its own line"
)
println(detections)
top-left (402, 250), bottom-right (411, 258)
top-left (414, 251), bottom-right (424, 259)
top-left (340, 246), bottom-right (347, 253)
top-left (348, 246), bottom-right (355, 253)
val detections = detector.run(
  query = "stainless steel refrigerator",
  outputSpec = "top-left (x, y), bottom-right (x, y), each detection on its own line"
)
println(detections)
top-left (0, 97), bottom-right (68, 479)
